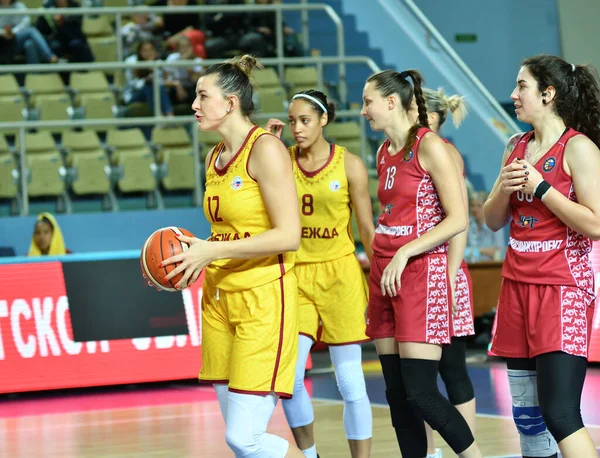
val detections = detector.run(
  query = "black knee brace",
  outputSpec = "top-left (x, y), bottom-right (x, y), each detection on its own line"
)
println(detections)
top-left (439, 338), bottom-right (475, 405)
top-left (401, 358), bottom-right (475, 454)
top-left (379, 354), bottom-right (426, 458)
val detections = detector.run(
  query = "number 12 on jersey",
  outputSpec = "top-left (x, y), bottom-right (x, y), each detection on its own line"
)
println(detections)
top-left (384, 166), bottom-right (396, 190)
top-left (207, 196), bottom-right (223, 222)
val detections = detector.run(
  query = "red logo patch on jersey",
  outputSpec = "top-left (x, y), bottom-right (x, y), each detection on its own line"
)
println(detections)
top-left (543, 157), bottom-right (556, 172)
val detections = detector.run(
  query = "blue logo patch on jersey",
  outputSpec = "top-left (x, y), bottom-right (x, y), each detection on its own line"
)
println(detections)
top-left (403, 150), bottom-right (414, 162)
top-left (231, 176), bottom-right (243, 190)
top-left (542, 156), bottom-right (556, 172)
top-left (329, 180), bottom-right (341, 192)
top-left (383, 203), bottom-right (394, 215)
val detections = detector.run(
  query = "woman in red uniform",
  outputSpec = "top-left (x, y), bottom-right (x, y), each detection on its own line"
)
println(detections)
top-left (361, 69), bottom-right (482, 458)
top-left (422, 87), bottom-right (476, 458)
top-left (485, 54), bottom-right (600, 458)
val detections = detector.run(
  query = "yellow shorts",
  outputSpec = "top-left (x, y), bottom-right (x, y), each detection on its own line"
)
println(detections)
top-left (295, 253), bottom-right (370, 345)
top-left (199, 272), bottom-right (298, 398)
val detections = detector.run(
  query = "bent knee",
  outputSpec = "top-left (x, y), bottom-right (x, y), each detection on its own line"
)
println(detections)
top-left (541, 406), bottom-right (584, 443)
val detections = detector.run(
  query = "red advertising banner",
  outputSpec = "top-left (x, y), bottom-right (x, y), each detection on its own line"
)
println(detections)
top-left (0, 262), bottom-right (204, 394)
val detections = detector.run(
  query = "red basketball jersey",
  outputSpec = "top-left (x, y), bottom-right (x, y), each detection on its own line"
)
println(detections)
top-left (373, 127), bottom-right (447, 258)
top-left (502, 128), bottom-right (594, 294)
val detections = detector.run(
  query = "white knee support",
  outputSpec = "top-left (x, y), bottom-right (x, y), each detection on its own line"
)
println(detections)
top-left (330, 345), bottom-right (372, 440)
top-left (282, 335), bottom-right (315, 428)
top-left (508, 369), bottom-right (558, 457)
top-left (214, 383), bottom-right (229, 422)
top-left (224, 391), bottom-right (290, 457)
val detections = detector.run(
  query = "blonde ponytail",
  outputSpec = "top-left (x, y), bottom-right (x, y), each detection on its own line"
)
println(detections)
top-left (445, 94), bottom-right (468, 128)
top-left (423, 87), bottom-right (468, 129)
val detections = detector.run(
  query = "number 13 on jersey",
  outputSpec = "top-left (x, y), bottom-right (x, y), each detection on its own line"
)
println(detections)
top-left (384, 166), bottom-right (396, 190)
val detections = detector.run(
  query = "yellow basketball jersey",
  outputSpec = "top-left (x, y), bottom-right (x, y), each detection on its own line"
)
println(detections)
top-left (291, 143), bottom-right (356, 264)
top-left (204, 126), bottom-right (295, 291)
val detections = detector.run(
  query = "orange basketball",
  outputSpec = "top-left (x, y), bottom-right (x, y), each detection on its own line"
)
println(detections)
top-left (140, 226), bottom-right (195, 292)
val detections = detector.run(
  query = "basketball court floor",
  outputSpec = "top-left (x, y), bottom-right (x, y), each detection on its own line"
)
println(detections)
top-left (1, 355), bottom-right (599, 457)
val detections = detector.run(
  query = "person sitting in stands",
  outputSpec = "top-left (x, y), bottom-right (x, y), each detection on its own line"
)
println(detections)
top-left (28, 212), bottom-right (71, 256)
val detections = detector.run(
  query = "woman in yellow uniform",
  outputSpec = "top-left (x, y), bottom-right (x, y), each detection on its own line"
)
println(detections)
top-left (163, 55), bottom-right (304, 458)
top-left (267, 89), bottom-right (375, 458)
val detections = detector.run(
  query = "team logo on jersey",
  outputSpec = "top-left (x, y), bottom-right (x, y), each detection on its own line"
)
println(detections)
top-left (329, 180), bottom-right (341, 192)
top-left (516, 214), bottom-right (539, 229)
top-left (231, 176), bottom-right (243, 190)
top-left (383, 203), bottom-right (394, 215)
top-left (380, 156), bottom-right (385, 165)
top-left (543, 157), bottom-right (556, 172)
top-left (403, 150), bottom-right (414, 162)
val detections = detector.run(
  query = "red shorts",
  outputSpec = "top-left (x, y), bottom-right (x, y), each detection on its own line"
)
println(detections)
top-left (366, 254), bottom-right (452, 344)
top-left (491, 279), bottom-right (596, 358)
top-left (453, 266), bottom-right (475, 337)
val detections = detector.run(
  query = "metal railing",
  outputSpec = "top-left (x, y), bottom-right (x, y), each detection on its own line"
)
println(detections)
top-left (0, 2), bottom-right (348, 103)
top-left (1, 55), bottom-right (378, 117)
top-left (403, 0), bottom-right (520, 134)
top-left (0, 108), bottom-right (368, 217)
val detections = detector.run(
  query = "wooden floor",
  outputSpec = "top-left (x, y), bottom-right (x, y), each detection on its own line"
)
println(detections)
top-left (1, 363), bottom-right (600, 457)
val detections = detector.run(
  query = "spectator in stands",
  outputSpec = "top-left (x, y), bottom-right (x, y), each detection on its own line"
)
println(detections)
top-left (28, 212), bottom-right (71, 256)
top-left (121, 12), bottom-right (161, 58)
top-left (465, 191), bottom-right (505, 262)
top-left (244, 0), bottom-right (303, 57)
top-left (124, 40), bottom-right (174, 116)
top-left (164, 35), bottom-right (204, 108)
top-left (203, 0), bottom-right (302, 58)
top-left (152, 0), bottom-right (206, 58)
top-left (36, 0), bottom-right (94, 63)
top-left (0, 0), bottom-right (60, 64)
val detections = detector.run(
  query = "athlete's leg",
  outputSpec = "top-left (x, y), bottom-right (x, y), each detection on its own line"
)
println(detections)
top-left (506, 358), bottom-right (558, 458)
top-left (376, 338), bottom-right (427, 458)
top-left (536, 352), bottom-right (596, 458)
top-left (329, 344), bottom-right (372, 458)
top-left (399, 342), bottom-right (481, 458)
top-left (224, 391), bottom-right (304, 457)
top-left (438, 337), bottom-right (476, 433)
top-left (282, 334), bottom-right (318, 458)
top-left (425, 337), bottom-right (476, 457)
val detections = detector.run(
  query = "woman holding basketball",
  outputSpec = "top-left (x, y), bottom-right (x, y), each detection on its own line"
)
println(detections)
top-left (162, 54), bottom-right (304, 458)
top-left (484, 54), bottom-right (600, 458)
top-left (265, 89), bottom-right (374, 458)
top-left (421, 88), bottom-right (476, 458)
top-left (361, 69), bottom-right (482, 458)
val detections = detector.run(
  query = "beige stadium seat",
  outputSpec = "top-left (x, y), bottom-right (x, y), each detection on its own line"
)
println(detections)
top-left (88, 36), bottom-right (118, 63)
top-left (70, 71), bottom-right (111, 97)
top-left (152, 126), bottom-right (195, 191)
top-left (257, 87), bottom-right (287, 114)
top-left (82, 16), bottom-right (114, 38)
top-left (0, 136), bottom-right (17, 199)
top-left (35, 94), bottom-right (71, 129)
top-left (25, 73), bottom-right (66, 96)
top-left (284, 67), bottom-right (320, 97)
top-left (24, 132), bottom-right (65, 197)
top-left (107, 129), bottom-right (155, 193)
top-left (253, 68), bottom-right (284, 90)
top-left (325, 121), bottom-right (360, 142)
top-left (0, 95), bottom-right (26, 135)
top-left (81, 93), bottom-right (115, 119)
top-left (0, 74), bottom-right (21, 97)
top-left (198, 130), bottom-right (223, 161)
top-left (62, 130), bottom-right (110, 196)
